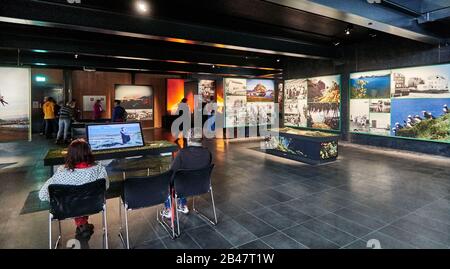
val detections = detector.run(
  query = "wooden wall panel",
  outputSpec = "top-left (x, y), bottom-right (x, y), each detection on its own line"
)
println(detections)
top-left (72, 71), bottom-right (131, 120)
top-left (31, 68), bottom-right (64, 85)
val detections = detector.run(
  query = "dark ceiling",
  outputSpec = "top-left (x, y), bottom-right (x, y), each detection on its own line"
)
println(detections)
top-left (0, 0), bottom-right (446, 78)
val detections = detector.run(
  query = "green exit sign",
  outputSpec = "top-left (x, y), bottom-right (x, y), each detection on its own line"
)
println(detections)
top-left (35, 76), bottom-right (47, 82)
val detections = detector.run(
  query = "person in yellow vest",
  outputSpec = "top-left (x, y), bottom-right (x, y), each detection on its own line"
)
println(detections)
top-left (43, 97), bottom-right (57, 139)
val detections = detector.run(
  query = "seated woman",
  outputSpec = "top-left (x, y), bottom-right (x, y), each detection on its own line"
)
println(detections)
top-left (39, 139), bottom-right (109, 238)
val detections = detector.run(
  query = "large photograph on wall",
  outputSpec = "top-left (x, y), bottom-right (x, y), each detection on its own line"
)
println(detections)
top-left (115, 85), bottom-right (153, 121)
top-left (0, 67), bottom-right (30, 142)
top-left (284, 75), bottom-right (341, 131)
top-left (224, 78), bottom-right (275, 127)
top-left (349, 63), bottom-right (450, 143)
top-left (198, 80), bottom-right (215, 103)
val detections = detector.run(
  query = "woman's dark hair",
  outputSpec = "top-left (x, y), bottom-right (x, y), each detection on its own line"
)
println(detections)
top-left (65, 139), bottom-right (94, 171)
top-left (181, 98), bottom-right (188, 103)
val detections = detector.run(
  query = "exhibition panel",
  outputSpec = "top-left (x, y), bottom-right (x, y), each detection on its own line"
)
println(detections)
top-left (115, 85), bottom-right (154, 122)
top-left (349, 63), bottom-right (450, 143)
top-left (224, 78), bottom-right (276, 128)
top-left (284, 75), bottom-right (341, 131)
top-left (0, 67), bottom-right (31, 142)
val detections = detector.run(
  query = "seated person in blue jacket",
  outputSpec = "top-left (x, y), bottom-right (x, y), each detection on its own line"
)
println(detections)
top-left (112, 100), bottom-right (127, 122)
top-left (39, 139), bottom-right (109, 238)
top-left (161, 128), bottom-right (212, 218)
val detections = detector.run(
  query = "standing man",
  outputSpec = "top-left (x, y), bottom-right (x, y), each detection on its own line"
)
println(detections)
top-left (93, 99), bottom-right (103, 120)
top-left (111, 100), bottom-right (127, 122)
top-left (56, 100), bottom-right (76, 145)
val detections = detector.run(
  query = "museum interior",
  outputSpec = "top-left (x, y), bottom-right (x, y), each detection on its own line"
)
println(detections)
top-left (0, 0), bottom-right (450, 250)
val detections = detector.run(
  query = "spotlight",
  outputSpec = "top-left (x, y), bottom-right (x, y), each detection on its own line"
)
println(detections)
top-left (344, 25), bottom-right (353, 35)
top-left (135, 0), bottom-right (149, 13)
top-left (212, 65), bottom-right (216, 68)
top-left (74, 54), bottom-right (78, 59)
top-left (276, 59), bottom-right (280, 62)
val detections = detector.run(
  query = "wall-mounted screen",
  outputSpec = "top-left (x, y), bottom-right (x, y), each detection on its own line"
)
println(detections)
top-left (349, 63), bottom-right (450, 143)
top-left (284, 74), bottom-right (341, 131)
top-left (86, 122), bottom-right (144, 151)
top-left (115, 85), bottom-right (153, 121)
top-left (224, 78), bottom-right (275, 127)
top-left (0, 67), bottom-right (31, 142)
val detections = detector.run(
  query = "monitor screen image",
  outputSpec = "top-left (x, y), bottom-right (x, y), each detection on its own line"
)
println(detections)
top-left (86, 122), bottom-right (145, 151)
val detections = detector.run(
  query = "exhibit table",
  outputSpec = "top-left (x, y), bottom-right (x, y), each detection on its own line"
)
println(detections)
top-left (44, 140), bottom-right (178, 177)
top-left (265, 128), bottom-right (339, 165)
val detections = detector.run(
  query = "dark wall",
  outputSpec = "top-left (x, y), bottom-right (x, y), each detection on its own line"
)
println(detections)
top-left (285, 35), bottom-right (450, 156)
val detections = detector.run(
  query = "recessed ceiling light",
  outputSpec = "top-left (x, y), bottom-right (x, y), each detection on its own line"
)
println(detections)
top-left (74, 54), bottom-right (78, 59)
top-left (344, 25), bottom-right (353, 35)
top-left (136, 1), bottom-right (149, 13)
top-left (276, 59), bottom-right (280, 62)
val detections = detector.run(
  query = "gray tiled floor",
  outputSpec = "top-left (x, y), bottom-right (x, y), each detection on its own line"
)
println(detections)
top-left (1, 129), bottom-right (450, 249)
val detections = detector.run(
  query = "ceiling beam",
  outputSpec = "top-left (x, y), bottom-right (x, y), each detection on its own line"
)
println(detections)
top-left (0, 0), bottom-right (335, 59)
top-left (264, 0), bottom-right (442, 44)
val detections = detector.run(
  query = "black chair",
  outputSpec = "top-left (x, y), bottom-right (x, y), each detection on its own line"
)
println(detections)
top-left (118, 170), bottom-right (175, 249)
top-left (48, 179), bottom-right (108, 249)
top-left (172, 164), bottom-right (217, 236)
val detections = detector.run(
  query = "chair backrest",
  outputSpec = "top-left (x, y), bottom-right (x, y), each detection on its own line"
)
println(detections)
top-left (123, 170), bottom-right (172, 210)
top-left (48, 179), bottom-right (106, 220)
top-left (172, 164), bottom-right (214, 198)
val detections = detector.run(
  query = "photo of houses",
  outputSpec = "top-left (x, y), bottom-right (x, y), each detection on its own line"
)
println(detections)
top-left (391, 63), bottom-right (450, 98)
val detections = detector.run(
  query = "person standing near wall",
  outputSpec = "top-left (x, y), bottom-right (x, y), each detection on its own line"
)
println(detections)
top-left (111, 100), bottom-right (127, 122)
top-left (93, 99), bottom-right (103, 120)
top-left (43, 97), bottom-right (57, 139)
top-left (56, 100), bottom-right (76, 145)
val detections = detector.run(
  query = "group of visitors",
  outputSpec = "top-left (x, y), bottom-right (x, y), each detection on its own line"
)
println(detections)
top-left (92, 99), bottom-right (127, 122)
top-left (41, 96), bottom-right (78, 145)
top-left (41, 98), bottom-right (126, 145)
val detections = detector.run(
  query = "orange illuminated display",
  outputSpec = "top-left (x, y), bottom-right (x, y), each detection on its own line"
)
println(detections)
top-left (167, 79), bottom-right (185, 115)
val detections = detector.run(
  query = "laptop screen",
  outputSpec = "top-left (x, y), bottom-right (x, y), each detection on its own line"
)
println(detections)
top-left (86, 122), bottom-right (145, 151)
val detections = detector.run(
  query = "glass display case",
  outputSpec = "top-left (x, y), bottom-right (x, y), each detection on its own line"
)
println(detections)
top-left (265, 127), bottom-right (339, 164)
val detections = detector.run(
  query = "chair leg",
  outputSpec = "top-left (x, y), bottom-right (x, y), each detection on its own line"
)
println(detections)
top-left (103, 204), bottom-right (109, 249)
top-left (175, 194), bottom-right (180, 237)
top-left (48, 214), bottom-right (52, 249)
top-left (193, 187), bottom-right (218, 226)
top-left (210, 187), bottom-right (218, 224)
top-left (124, 205), bottom-right (130, 249)
top-left (118, 200), bottom-right (127, 249)
top-left (156, 205), bottom-right (177, 240)
top-left (54, 221), bottom-right (62, 249)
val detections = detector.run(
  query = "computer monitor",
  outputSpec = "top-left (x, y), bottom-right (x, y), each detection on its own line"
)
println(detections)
top-left (86, 122), bottom-right (145, 151)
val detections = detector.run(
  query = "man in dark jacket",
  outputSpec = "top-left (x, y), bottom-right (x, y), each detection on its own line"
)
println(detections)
top-left (112, 100), bottom-right (127, 122)
top-left (161, 129), bottom-right (212, 218)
